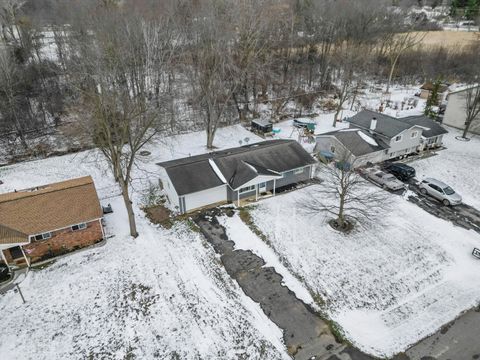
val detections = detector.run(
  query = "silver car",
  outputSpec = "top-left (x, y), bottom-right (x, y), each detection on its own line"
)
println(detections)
top-left (418, 178), bottom-right (462, 206)
top-left (365, 168), bottom-right (405, 191)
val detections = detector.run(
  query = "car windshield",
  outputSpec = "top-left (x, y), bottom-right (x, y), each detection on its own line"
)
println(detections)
top-left (443, 186), bottom-right (455, 195)
top-left (384, 175), bottom-right (396, 181)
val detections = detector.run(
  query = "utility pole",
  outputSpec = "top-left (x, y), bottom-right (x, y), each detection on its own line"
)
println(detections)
top-left (15, 283), bottom-right (26, 304)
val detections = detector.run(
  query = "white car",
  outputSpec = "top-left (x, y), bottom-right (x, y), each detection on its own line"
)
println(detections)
top-left (365, 168), bottom-right (405, 191)
top-left (418, 178), bottom-right (462, 206)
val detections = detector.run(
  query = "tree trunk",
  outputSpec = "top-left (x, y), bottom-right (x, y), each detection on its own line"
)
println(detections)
top-left (462, 119), bottom-right (472, 138)
top-left (337, 193), bottom-right (346, 228)
top-left (207, 128), bottom-right (215, 149)
top-left (119, 178), bottom-right (138, 238)
top-left (386, 55), bottom-right (399, 94)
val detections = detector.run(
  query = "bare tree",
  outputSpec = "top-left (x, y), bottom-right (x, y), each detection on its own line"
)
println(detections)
top-left (302, 152), bottom-right (388, 231)
top-left (461, 85), bottom-right (480, 138)
top-left (384, 31), bottom-right (426, 93)
top-left (72, 3), bottom-right (172, 237)
top-left (185, 2), bottom-right (238, 149)
top-left (0, 50), bottom-right (28, 148)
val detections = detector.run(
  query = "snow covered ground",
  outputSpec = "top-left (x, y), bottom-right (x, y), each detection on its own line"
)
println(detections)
top-left (269, 85), bottom-right (425, 152)
top-left (0, 126), bottom-right (291, 360)
top-left (411, 127), bottom-right (480, 209)
top-left (245, 186), bottom-right (480, 357)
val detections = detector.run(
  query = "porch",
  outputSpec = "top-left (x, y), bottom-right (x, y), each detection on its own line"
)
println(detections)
top-left (233, 177), bottom-right (280, 207)
top-left (1, 245), bottom-right (30, 270)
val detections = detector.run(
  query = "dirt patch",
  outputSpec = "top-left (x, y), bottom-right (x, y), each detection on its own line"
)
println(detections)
top-left (144, 205), bottom-right (173, 228)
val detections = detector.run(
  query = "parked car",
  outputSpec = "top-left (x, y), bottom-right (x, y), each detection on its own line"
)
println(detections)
top-left (418, 178), bottom-right (462, 206)
top-left (0, 263), bottom-right (10, 282)
top-left (385, 163), bottom-right (416, 181)
top-left (365, 168), bottom-right (405, 191)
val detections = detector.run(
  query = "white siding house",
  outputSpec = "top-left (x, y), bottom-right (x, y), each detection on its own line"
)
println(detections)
top-left (157, 140), bottom-right (317, 214)
top-left (443, 86), bottom-right (480, 135)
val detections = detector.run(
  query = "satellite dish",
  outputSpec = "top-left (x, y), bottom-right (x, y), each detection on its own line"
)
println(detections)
top-left (239, 140), bottom-right (243, 145)
top-left (244, 137), bottom-right (250, 144)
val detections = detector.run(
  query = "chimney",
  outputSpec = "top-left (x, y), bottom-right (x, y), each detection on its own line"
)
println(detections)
top-left (370, 117), bottom-right (377, 133)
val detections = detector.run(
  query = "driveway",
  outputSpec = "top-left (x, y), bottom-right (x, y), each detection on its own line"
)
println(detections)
top-left (406, 307), bottom-right (480, 360)
top-left (194, 209), bottom-right (376, 360)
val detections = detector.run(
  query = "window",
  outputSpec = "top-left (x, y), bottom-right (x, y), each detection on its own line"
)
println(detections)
top-left (330, 145), bottom-right (336, 153)
top-left (411, 131), bottom-right (418, 138)
top-left (71, 223), bottom-right (87, 231)
top-left (239, 185), bottom-right (255, 194)
top-left (429, 184), bottom-right (443, 193)
top-left (395, 135), bottom-right (402, 142)
top-left (294, 168), bottom-right (304, 175)
top-left (30, 232), bottom-right (52, 241)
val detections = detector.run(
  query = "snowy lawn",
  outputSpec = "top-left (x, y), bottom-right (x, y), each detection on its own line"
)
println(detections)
top-left (0, 126), bottom-right (290, 359)
top-left (245, 186), bottom-right (480, 357)
top-left (410, 127), bottom-right (480, 209)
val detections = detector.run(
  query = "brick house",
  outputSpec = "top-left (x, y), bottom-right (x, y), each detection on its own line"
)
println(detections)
top-left (0, 176), bottom-right (104, 270)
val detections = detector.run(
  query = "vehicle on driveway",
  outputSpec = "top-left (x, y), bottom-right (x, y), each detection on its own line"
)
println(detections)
top-left (385, 162), bottom-right (416, 181)
top-left (419, 178), bottom-right (462, 206)
top-left (0, 263), bottom-right (10, 282)
top-left (364, 168), bottom-right (405, 191)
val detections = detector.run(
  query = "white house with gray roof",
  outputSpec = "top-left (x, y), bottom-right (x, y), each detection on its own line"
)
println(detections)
top-left (315, 110), bottom-right (448, 167)
top-left (157, 140), bottom-right (316, 213)
top-left (315, 129), bottom-right (389, 167)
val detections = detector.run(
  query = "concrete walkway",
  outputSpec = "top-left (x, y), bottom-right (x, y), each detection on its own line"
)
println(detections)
top-left (0, 267), bottom-right (28, 294)
top-left (195, 211), bottom-right (374, 360)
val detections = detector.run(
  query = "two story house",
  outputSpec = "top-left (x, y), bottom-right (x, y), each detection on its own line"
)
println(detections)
top-left (315, 110), bottom-right (448, 167)
top-left (347, 110), bottom-right (426, 160)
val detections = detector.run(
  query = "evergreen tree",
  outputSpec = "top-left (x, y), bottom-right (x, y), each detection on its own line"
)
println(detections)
top-left (465, 0), bottom-right (479, 19)
top-left (424, 79), bottom-right (442, 119)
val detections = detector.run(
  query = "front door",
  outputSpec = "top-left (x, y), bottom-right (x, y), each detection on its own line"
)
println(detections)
top-left (8, 246), bottom-right (27, 266)
top-left (258, 182), bottom-right (267, 193)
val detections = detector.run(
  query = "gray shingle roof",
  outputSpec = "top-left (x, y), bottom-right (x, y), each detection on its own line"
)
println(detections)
top-left (347, 110), bottom-right (417, 139)
top-left (317, 129), bottom-right (388, 156)
top-left (157, 140), bottom-right (316, 195)
top-left (398, 115), bottom-right (448, 138)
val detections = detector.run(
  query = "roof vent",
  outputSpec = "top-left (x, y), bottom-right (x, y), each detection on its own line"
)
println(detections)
top-left (370, 117), bottom-right (377, 132)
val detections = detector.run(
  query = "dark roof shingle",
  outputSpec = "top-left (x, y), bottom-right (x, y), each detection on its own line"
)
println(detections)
top-left (398, 115), bottom-right (448, 138)
top-left (317, 129), bottom-right (388, 156)
top-left (347, 110), bottom-right (415, 139)
top-left (157, 140), bottom-right (316, 195)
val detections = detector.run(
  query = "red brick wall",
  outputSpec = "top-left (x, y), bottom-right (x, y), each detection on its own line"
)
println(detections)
top-left (23, 219), bottom-right (103, 263)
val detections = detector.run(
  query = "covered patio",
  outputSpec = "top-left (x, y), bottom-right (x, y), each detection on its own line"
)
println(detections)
top-left (0, 225), bottom-right (30, 270)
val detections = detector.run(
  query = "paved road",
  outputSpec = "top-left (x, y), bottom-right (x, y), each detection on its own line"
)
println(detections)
top-left (406, 307), bottom-right (480, 360)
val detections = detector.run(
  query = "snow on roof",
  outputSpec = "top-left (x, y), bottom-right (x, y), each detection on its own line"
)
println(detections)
top-left (208, 159), bottom-right (227, 184)
top-left (357, 131), bottom-right (378, 147)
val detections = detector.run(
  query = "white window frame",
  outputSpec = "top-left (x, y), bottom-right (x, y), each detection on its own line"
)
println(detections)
top-left (239, 185), bottom-right (256, 194)
top-left (71, 223), bottom-right (87, 231)
top-left (395, 135), bottom-right (402, 142)
top-left (411, 131), bottom-right (418, 138)
top-left (30, 232), bottom-right (52, 242)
